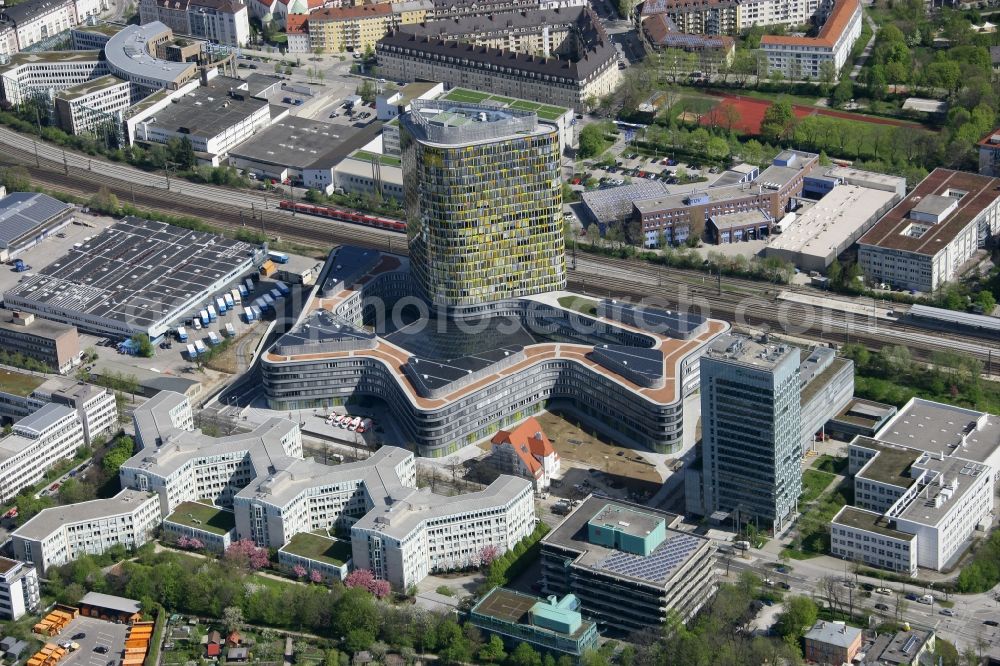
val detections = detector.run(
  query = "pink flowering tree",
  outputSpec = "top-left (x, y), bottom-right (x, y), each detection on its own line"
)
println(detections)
top-left (309, 569), bottom-right (323, 584)
top-left (225, 539), bottom-right (269, 570)
top-left (293, 564), bottom-right (308, 579)
top-left (479, 544), bottom-right (501, 568)
top-left (177, 536), bottom-right (205, 551)
top-left (344, 569), bottom-right (391, 597)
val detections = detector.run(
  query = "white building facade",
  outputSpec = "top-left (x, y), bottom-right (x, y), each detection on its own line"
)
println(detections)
top-left (0, 558), bottom-right (40, 620)
top-left (760, 0), bottom-right (861, 80)
top-left (11, 489), bottom-right (161, 572)
top-left (0, 403), bottom-right (83, 502)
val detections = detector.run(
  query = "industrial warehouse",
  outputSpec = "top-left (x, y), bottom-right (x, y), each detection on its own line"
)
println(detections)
top-left (2, 217), bottom-right (264, 339)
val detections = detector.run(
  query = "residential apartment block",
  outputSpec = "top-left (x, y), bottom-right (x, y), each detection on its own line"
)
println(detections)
top-left (858, 169), bottom-right (1000, 293)
top-left (139, 0), bottom-right (250, 46)
top-left (11, 489), bottom-right (161, 572)
top-left (0, 403), bottom-right (84, 502)
top-left (0, 310), bottom-right (80, 374)
top-left (119, 391), bottom-right (537, 588)
top-left (376, 7), bottom-right (621, 111)
top-left (306, 4), bottom-right (420, 54)
top-left (0, 558), bottom-right (39, 620)
top-left (540, 497), bottom-right (716, 632)
top-left (0, 0), bottom-right (77, 51)
top-left (639, 0), bottom-right (738, 36)
top-left (760, 0), bottom-right (862, 80)
top-left (803, 621), bottom-right (863, 666)
top-left (831, 398), bottom-right (1000, 573)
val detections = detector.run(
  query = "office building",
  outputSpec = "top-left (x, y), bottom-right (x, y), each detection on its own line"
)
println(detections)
top-left (0, 376), bottom-right (116, 445)
top-left (11, 489), bottom-right (161, 572)
top-left (132, 75), bottom-right (272, 163)
top-left (401, 100), bottom-right (564, 309)
top-left (0, 557), bottom-right (39, 620)
top-left (978, 128), bottom-right (1000, 178)
top-left (540, 497), bottom-right (716, 632)
top-left (0, 23), bottom-right (18, 60)
top-left (633, 151), bottom-right (817, 247)
top-left (376, 7), bottom-right (620, 112)
top-left (763, 184), bottom-right (901, 272)
top-left (803, 621), bottom-right (863, 665)
top-left (831, 398), bottom-right (1000, 573)
top-left (470, 589), bottom-right (599, 659)
top-left (798, 345), bottom-right (854, 450)
top-left (0, 51), bottom-right (106, 106)
top-left (3, 217), bottom-right (264, 340)
top-left (262, 247), bottom-right (728, 457)
top-left (0, 0), bottom-right (76, 51)
top-left (102, 22), bottom-right (198, 96)
top-left (54, 74), bottom-right (132, 137)
top-left (490, 417), bottom-right (561, 490)
top-left (761, 0), bottom-right (862, 81)
top-left (0, 310), bottom-right (80, 375)
top-left (139, 0), bottom-right (250, 46)
top-left (858, 169), bottom-right (1000, 293)
top-left (0, 403), bottom-right (84, 502)
top-left (0, 193), bottom-right (75, 263)
top-left (277, 532), bottom-right (351, 581)
top-left (121, 391), bottom-right (536, 589)
top-left (162, 501), bottom-right (236, 552)
top-left (698, 334), bottom-right (802, 531)
top-left (826, 398), bottom-right (897, 441)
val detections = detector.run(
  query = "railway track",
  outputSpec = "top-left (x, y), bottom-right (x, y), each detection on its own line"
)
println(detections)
top-left (4, 138), bottom-right (997, 369)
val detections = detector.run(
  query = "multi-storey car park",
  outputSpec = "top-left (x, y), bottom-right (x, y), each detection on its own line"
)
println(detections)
top-left (115, 391), bottom-right (536, 589)
top-left (261, 247), bottom-right (728, 457)
top-left (539, 496), bottom-right (716, 634)
top-left (2, 216), bottom-right (264, 340)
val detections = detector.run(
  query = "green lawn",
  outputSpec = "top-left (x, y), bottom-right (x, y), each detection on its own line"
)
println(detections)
top-left (443, 89), bottom-right (490, 103)
top-left (443, 89), bottom-right (567, 120)
top-left (0, 369), bottom-right (44, 397)
top-left (166, 501), bottom-right (235, 536)
top-left (281, 532), bottom-right (352, 566)
top-left (557, 295), bottom-right (598, 316)
top-left (814, 454), bottom-right (848, 475)
top-left (801, 469), bottom-right (836, 504)
top-left (352, 151), bottom-right (401, 167)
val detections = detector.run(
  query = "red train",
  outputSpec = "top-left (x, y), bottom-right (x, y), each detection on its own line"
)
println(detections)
top-left (278, 200), bottom-right (406, 233)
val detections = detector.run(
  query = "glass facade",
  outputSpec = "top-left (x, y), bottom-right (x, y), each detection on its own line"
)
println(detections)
top-left (401, 104), bottom-right (565, 309)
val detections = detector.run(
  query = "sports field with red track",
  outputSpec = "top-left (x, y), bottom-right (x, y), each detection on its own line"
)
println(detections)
top-left (699, 93), bottom-right (927, 135)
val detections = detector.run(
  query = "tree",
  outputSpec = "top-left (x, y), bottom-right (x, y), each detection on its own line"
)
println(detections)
top-left (130, 333), bottom-right (154, 358)
top-left (222, 605), bottom-right (245, 634)
top-left (58, 478), bottom-right (96, 504)
top-left (88, 186), bottom-right (120, 215)
top-left (831, 76), bottom-right (853, 107)
top-left (225, 539), bottom-right (269, 570)
top-left (479, 544), bottom-right (501, 567)
top-left (309, 569), bottom-right (323, 583)
top-left (478, 635), bottom-right (506, 663)
top-left (773, 596), bottom-right (818, 638)
top-left (508, 642), bottom-right (542, 666)
top-left (578, 123), bottom-right (611, 158)
top-left (293, 564), bottom-right (307, 578)
top-left (1, 166), bottom-right (31, 192)
top-left (760, 101), bottom-right (794, 143)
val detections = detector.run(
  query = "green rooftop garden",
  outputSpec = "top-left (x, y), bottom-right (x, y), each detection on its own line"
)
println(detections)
top-left (351, 150), bottom-right (402, 167)
top-left (166, 501), bottom-right (235, 536)
top-left (0, 370), bottom-right (44, 398)
top-left (282, 532), bottom-right (352, 566)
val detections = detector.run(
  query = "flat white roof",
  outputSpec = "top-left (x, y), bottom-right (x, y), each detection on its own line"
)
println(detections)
top-left (768, 184), bottom-right (896, 258)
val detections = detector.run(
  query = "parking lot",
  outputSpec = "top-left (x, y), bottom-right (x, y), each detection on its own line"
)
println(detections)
top-left (50, 616), bottom-right (128, 666)
top-left (574, 155), bottom-right (726, 190)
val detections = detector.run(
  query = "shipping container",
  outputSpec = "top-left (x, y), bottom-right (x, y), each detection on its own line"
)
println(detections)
top-left (176, 327), bottom-right (188, 342)
top-left (260, 260), bottom-right (277, 277)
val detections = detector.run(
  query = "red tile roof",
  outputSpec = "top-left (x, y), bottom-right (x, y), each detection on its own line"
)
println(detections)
top-left (492, 417), bottom-right (556, 478)
top-left (285, 12), bottom-right (307, 31)
top-left (977, 127), bottom-right (1000, 148)
top-left (761, 0), bottom-right (859, 47)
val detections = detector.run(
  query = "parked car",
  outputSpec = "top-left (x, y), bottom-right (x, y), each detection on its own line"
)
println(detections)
top-left (985, 620), bottom-right (999, 627)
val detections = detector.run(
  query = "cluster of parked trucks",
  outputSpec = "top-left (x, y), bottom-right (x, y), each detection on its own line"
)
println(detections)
top-left (175, 253), bottom-right (292, 360)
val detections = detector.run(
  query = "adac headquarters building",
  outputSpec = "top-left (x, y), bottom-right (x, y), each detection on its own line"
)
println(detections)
top-left (261, 101), bottom-right (729, 457)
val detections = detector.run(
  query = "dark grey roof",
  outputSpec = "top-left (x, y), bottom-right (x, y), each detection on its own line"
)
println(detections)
top-left (144, 77), bottom-right (268, 140)
top-left (3, 217), bottom-right (259, 334)
top-left (229, 117), bottom-right (353, 170)
top-left (141, 375), bottom-right (200, 395)
top-left (589, 344), bottom-right (663, 388)
top-left (273, 309), bottom-right (376, 355)
top-left (80, 591), bottom-right (141, 615)
top-left (598, 300), bottom-right (706, 339)
top-left (0, 192), bottom-right (73, 247)
top-left (321, 246), bottom-right (382, 294)
top-left (380, 7), bottom-right (616, 82)
top-left (1, 0), bottom-right (73, 25)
